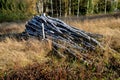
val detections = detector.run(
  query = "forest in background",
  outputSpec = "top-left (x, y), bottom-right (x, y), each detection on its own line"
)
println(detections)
top-left (0, 0), bottom-right (120, 22)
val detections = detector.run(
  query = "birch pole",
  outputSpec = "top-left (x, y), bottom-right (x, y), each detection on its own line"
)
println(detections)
top-left (42, 23), bottom-right (45, 39)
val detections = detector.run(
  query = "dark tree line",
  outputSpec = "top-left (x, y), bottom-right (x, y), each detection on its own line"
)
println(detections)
top-left (39, 0), bottom-right (120, 17)
top-left (0, 0), bottom-right (120, 21)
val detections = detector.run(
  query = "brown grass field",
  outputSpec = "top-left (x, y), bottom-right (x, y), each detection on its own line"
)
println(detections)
top-left (0, 17), bottom-right (120, 80)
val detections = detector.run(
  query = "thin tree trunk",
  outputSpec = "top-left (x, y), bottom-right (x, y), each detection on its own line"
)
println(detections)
top-left (51, 0), bottom-right (53, 16)
top-left (91, 0), bottom-right (94, 14)
top-left (65, 0), bottom-right (68, 17)
top-left (60, 0), bottom-right (62, 17)
top-left (96, 4), bottom-right (98, 13)
top-left (87, 0), bottom-right (89, 14)
top-left (41, 0), bottom-right (44, 13)
top-left (73, 4), bottom-right (74, 15)
top-left (69, 0), bottom-right (71, 16)
top-left (105, 0), bottom-right (107, 14)
top-left (77, 0), bottom-right (80, 17)
top-left (115, 0), bottom-right (118, 11)
top-left (87, 0), bottom-right (94, 14)
top-left (36, 0), bottom-right (43, 14)
top-left (116, 0), bottom-right (118, 10)
top-left (56, 0), bottom-right (58, 17)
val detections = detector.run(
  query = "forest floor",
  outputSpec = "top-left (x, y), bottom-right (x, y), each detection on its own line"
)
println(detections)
top-left (0, 17), bottom-right (120, 80)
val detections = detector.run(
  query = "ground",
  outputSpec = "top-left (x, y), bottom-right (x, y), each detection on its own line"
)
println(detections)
top-left (0, 17), bottom-right (120, 80)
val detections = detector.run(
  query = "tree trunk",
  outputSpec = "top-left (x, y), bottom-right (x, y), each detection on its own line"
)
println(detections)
top-left (116, 0), bottom-right (118, 10)
top-left (105, 0), bottom-right (107, 14)
top-left (56, 0), bottom-right (58, 17)
top-left (60, 0), bottom-right (62, 17)
top-left (69, 0), bottom-right (71, 16)
top-left (36, 0), bottom-right (43, 14)
top-left (87, 0), bottom-right (94, 14)
top-left (65, 0), bottom-right (68, 17)
top-left (77, 0), bottom-right (80, 17)
top-left (51, 0), bottom-right (53, 16)
top-left (87, 0), bottom-right (89, 14)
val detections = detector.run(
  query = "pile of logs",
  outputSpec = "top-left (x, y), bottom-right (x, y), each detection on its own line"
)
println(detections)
top-left (23, 14), bottom-right (103, 58)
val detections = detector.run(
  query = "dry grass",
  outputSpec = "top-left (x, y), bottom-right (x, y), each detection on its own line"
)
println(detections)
top-left (67, 18), bottom-right (120, 36)
top-left (0, 38), bottom-right (52, 77)
top-left (67, 17), bottom-right (120, 52)
top-left (0, 17), bottom-right (120, 80)
top-left (0, 22), bottom-right (25, 34)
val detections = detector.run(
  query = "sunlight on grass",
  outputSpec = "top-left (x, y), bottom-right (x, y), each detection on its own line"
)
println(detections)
top-left (0, 38), bottom-right (52, 72)
top-left (0, 17), bottom-right (120, 79)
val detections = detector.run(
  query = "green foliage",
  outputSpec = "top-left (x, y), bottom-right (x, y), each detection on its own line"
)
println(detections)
top-left (87, 0), bottom-right (94, 14)
top-left (0, 10), bottom-right (29, 22)
top-left (0, 0), bottom-right (120, 21)
top-left (110, 1), bottom-right (116, 12)
top-left (0, 0), bottom-right (36, 22)
top-left (117, 1), bottom-right (120, 10)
